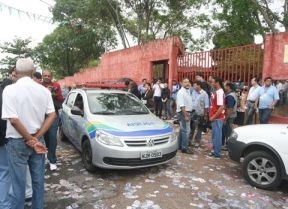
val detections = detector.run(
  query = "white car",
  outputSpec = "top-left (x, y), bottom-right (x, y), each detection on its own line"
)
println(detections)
top-left (227, 124), bottom-right (288, 190)
top-left (59, 88), bottom-right (178, 171)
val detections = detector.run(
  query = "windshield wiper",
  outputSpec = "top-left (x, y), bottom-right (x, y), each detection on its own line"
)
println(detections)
top-left (92, 111), bottom-right (115, 115)
top-left (121, 111), bottom-right (148, 115)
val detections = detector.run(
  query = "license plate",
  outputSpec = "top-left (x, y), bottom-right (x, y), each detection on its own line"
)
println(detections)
top-left (141, 150), bottom-right (162, 160)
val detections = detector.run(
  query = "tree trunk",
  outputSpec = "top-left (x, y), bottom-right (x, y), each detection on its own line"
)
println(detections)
top-left (249, 0), bottom-right (277, 33)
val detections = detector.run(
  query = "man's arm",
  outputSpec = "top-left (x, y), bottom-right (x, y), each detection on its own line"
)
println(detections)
top-left (269, 88), bottom-right (280, 109)
top-left (224, 95), bottom-right (235, 121)
top-left (210, 105), bottom-right (224, 121)
top-left (180, 106), bottom-right (190, 121)
top-left (34, 112), bottom-right (57, 139)
top-left (8, 118), bottom-right (46, 154)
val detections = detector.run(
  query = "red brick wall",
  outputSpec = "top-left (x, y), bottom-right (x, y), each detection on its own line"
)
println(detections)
top-left (59, 37), bottom-right (184, 87)
top-left (263, 32), bottom-right (288, 80)
top-left (263, 32), bottom-right (288, 123)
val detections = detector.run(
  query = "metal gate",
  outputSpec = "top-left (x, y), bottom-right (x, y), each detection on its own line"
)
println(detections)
top-left (177, 44), bottom-right (263, 86)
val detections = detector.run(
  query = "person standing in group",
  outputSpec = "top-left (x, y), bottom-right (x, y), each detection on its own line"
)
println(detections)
top-left (2, 58), bottom-right (56, 209)
top-left (42, 70), bottom-right (64, 171)
top-left (32, 72), bottom-right (42, 84)
top-left (138, 78), bottom-right (147, 97)
top-left (222, 82), bottom-right (237, 147)
top-left (176, 78), bottom-right (193, 154)
top-left (244, 77), bottom-right (261, 125)
top-left (128, 81), bottom-right (142, 99)
top-left (0, 67), bottom-right (34, 208)
top-left (0, 67), bottom-right (17, 209)
top-left (190, 80), bottom-right (209, 147)
top-left (209, 76), bottom-right (225, 158)
top-left (254, 77), bottom-right (279, 124)
top-left (161, 82), bottom-right (172, 120)
top-left (142, 82), bottom-right (154, 112)
top-left (152, 78), bottom-right (164, 118)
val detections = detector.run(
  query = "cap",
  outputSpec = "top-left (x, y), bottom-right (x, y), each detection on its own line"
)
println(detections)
top-left (16, 58), bottom-right (35, 72)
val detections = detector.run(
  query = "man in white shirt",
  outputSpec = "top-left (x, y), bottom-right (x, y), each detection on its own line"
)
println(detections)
top-left (153, 78), bottom-right (164, 118)
top-left (176, 78), bottom-right (193, 154)
top-left (244, 77), bottom-right (261, 125)
top-left (2, 58), bottom-right (56, 209)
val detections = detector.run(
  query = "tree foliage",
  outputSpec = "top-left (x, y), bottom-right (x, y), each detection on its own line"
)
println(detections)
top-left (0, 37), bottom-right (34, 74)
top-left (34, 25), bottom-right (116, 78)
top-left (212, 0), bottom-right (287, 49)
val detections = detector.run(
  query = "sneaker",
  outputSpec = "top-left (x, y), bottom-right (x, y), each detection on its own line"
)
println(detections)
top-left (194, 142), bottom-right (200, 147)
top-left (49, 163), bottom-right (57, 171)
top-left (221, 145), bottom-right (228, 151)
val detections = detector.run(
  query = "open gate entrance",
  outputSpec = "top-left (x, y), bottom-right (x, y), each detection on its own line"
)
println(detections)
top-left (177, 44), bottom-right (263, 85)
top-left (152, 60), bottom-right (169, 82)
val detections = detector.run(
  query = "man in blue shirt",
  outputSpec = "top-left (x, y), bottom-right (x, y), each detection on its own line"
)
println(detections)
top-left (190, 81), bottom-right (209, 147)
top-left (254, 77), bottom-right (279, 124)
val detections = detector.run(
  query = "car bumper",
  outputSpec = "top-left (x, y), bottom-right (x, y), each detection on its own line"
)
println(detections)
top-left (91, 139), bottom-right (178, 169)
top-left (227, 137), bottom-right (246, 162)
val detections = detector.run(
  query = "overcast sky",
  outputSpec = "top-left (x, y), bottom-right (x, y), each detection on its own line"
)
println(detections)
top-left (0, 0), bottom-right (56, 47)
top-left (0, 0), bottom-right (284, 50)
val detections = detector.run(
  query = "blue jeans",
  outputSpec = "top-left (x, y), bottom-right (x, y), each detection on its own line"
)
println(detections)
top-left (0, 145), bottom-right (11, 209)
top-left (44, 116), bottom-right (59, 164)
top-left (259, 108), bottom-right (273, 124)
top-left (222, 117), bottom-right (235, 145)
top-left (177, 112), bottom-right (191, 151)
top-left (211, 119), bottom-right (224, 157)
top-left (7, 138), bottom-right (45, 209)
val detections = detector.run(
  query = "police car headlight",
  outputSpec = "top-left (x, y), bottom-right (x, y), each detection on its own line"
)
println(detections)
top-left (169, 124), bottom-right (177, 142)
top-left (228, 130), bottom-right (238, 141)
top-left (97, 131), bottom-right (124, 147)
top-left (171, 131), bottom-right (177, 142)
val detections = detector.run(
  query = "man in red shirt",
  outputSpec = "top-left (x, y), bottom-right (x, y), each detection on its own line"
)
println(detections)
top-left (42, 70), bottom-right (64, 170)
top-left (209, 76), bottom-right (225, 158)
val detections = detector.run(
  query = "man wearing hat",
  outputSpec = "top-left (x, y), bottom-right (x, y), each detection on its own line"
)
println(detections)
top-left (1, 58), bottom-right (56, 209)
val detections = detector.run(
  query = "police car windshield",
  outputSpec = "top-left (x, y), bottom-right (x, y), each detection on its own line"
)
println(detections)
top-left (87, 92), bottom-right (149, 115)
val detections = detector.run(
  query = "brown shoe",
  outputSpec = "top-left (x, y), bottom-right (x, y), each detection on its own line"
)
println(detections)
top-left (181, 148), bottom-right (194, 154)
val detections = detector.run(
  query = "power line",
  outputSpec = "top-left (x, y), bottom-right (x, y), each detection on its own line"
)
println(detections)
top-left (0, 1), bottom-right (53, 23)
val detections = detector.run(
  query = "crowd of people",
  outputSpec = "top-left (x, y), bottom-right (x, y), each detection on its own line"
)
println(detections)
top-left (0, 58), bottom-right (63, 209)
top-left (0, 57), bottom-right (283, 208)
top-left (133, 73), bottom-right (280, 156)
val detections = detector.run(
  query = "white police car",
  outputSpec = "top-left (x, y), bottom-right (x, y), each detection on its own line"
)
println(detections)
top-left (227, 124), bottom-right (288, 189)
top-left (59, 88), bottom-right (178, 171)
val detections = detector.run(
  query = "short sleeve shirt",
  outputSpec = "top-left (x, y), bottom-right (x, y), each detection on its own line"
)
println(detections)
top-left (258, 85), bottom-right (279, 109)
top-left (176, 87), bottom-right (193, 112)
top-left (209, 88), bottom-right (225, 119)
top-left (2, 77), bottom-right (55, 138)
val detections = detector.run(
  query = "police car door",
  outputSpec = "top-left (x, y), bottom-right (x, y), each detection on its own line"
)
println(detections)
top-left (61, 91), bottom-right (77, 140)
top-left (68, 93), bottom-right (84, 149)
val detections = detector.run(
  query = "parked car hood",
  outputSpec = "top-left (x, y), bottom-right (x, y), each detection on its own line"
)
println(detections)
top-left (85, 114), bottom-right (173, 138)
top-left (234, 124), bottom-right (288, 143)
